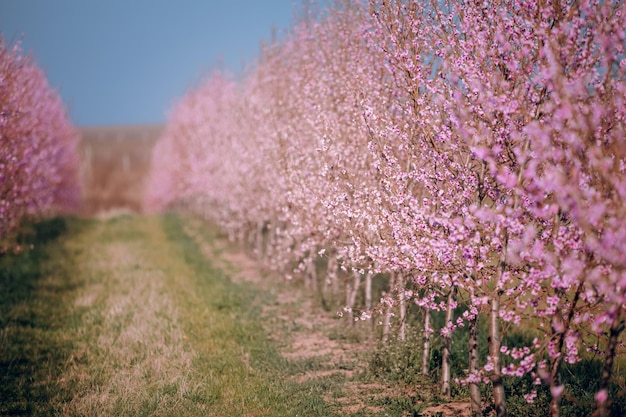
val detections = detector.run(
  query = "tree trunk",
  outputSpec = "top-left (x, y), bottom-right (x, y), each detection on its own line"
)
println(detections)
top-left (365, 271), bottom-right (372, 311)
top-left (548, 281), bottom-right (584, 417)
top-left (306, 256), bottom-right (318, 291)
top-left (346, 270), bottom-right (361, 323)
top-left (265, 222), bottom-right (276, 262)
top-left (398, 272), bottom-right (407, 341)
top-left (246, 222), bottom-right (257, 252)
top-left (548, 348), bottom-right (563, 417)
top-left (322, 251), bottom-right (336, 310)
top-left (422, 302), bottom-right (431, 375)
top-left (469, 313), bottom-right (481, 416)
top-left (330, 252), bottom-right (339, 296)
top-left (365, 271), bottom-right (373, 336)
top-left (442, 287), bottom-right (456, 398)
top-left (382, 271), bottom-right (396, 343)
top-left (596, 307), bottom-right (624, 417)
top-left (489, 294), bottom-right (507, 417)
top-left (255, 220), bottom-right (264, 259)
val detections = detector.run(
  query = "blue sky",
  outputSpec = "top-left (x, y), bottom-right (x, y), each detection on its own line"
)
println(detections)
top-left (0, 1), bottom-right (296, 126)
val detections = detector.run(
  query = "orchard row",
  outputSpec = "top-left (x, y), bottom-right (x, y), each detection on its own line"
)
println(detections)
top-left (146, 1), bottom-right (626, 416)
top-left (0, 39), bottom-right (80, 249)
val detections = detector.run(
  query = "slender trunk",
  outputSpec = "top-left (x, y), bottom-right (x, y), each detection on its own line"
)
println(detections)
top-left (398, 272), bottom-right (407, 341)
top-left (365, 271), bottom-right (372, 311)
top-left (345, 280), bottom-right (352, 321)
top-left (346, 270), bottom-right (361, 323)
top-left (265, 222), bottom-right (276, 261)
top-left (548, 281), bottom-right (584, 417)
top-left (490, 228), bottom-right (509, 417)
top-left (489, 294), bottom-right (507, 417)
top-left (330, 252), bottom-right (339, 296)
top-left (246, 222), bottom-right (256, 252)
top-left (382, 271), bottom-right (396, 343)
top-left (322, 251), bottom-right (337, 310)
top-left (306, 257), bottom-right (317, 291)
top-left (255, 220), bottom-right (264, 260)
top-left (365, 271), bottom-right (373, 336)
top-left (596, 307), bottom-right (624, 417)
top-left (548, 301), bottom-right (564, 417)
top-left (421, 305), bottom-right (432, 375)
top-left (469, 313), bottom-right (481, 416)
top-left (442, 287), bottom-right (456, 398)
top-left (548, 213), bottom-right (564, 417)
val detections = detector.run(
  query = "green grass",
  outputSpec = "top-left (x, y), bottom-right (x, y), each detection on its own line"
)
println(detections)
top-left (0, 216), bottom-right (82, 416)
top-left (0, 213), bottom-right (340, 416)
top-left (12, 212), bottom-right (624, 416)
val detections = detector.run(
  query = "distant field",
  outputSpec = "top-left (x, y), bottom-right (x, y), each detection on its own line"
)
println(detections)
top-left (78, 125), bottom-right (163, 215)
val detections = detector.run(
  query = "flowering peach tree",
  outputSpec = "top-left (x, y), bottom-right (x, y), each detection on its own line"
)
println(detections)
top-left (1, 39), bottom-right (80, 250)
top-left (146, 1), bottom-right (626, 415)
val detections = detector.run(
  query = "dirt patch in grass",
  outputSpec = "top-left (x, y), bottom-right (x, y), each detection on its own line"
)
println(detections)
top-left (284, 329), bottom-right (342, 359)
top-left (330, 383), bottom-right (389, 415)
top-left (420, 401), bottom-right (472, 417)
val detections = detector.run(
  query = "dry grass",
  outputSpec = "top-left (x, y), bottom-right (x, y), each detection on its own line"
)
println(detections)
top-left (58, 228), bottom-right (198, 416)
top-left (0, 212), bottom-right (476, 416)
top-left (1, 214), bottom-right (343, 416)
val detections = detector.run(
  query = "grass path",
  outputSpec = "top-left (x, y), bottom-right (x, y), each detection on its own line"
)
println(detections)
top-left (4, 213), bottom-right (619, 417)
top-left (0, 214), bottom-right (339, 416)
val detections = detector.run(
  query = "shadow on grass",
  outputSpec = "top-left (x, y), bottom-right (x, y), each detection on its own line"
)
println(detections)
top-left (0, 217), bottom-right (82, 416)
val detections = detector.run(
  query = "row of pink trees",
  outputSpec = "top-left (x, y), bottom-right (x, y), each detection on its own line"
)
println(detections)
top-left (146, 1), bottom-right (625, 416)
top-left (1, 39), bottom-right (81, 249)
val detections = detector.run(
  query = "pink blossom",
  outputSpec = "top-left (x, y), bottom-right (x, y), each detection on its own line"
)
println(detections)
top-left (1, 39), bottom-right (80, 248)
top-left (595, 389), bottom-right (609, 404)
top-left (551, 385), bottom-right (564, 398)
top-left (144, 1), bottom-right (626, 414)
top-left (524, 390), bottom-right (538, 403)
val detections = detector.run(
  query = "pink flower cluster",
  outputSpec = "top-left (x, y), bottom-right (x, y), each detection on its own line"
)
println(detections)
top-left (146, 1), bottom-right (625, 415)
top-left (1, 39), bottom-right (80, 249)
